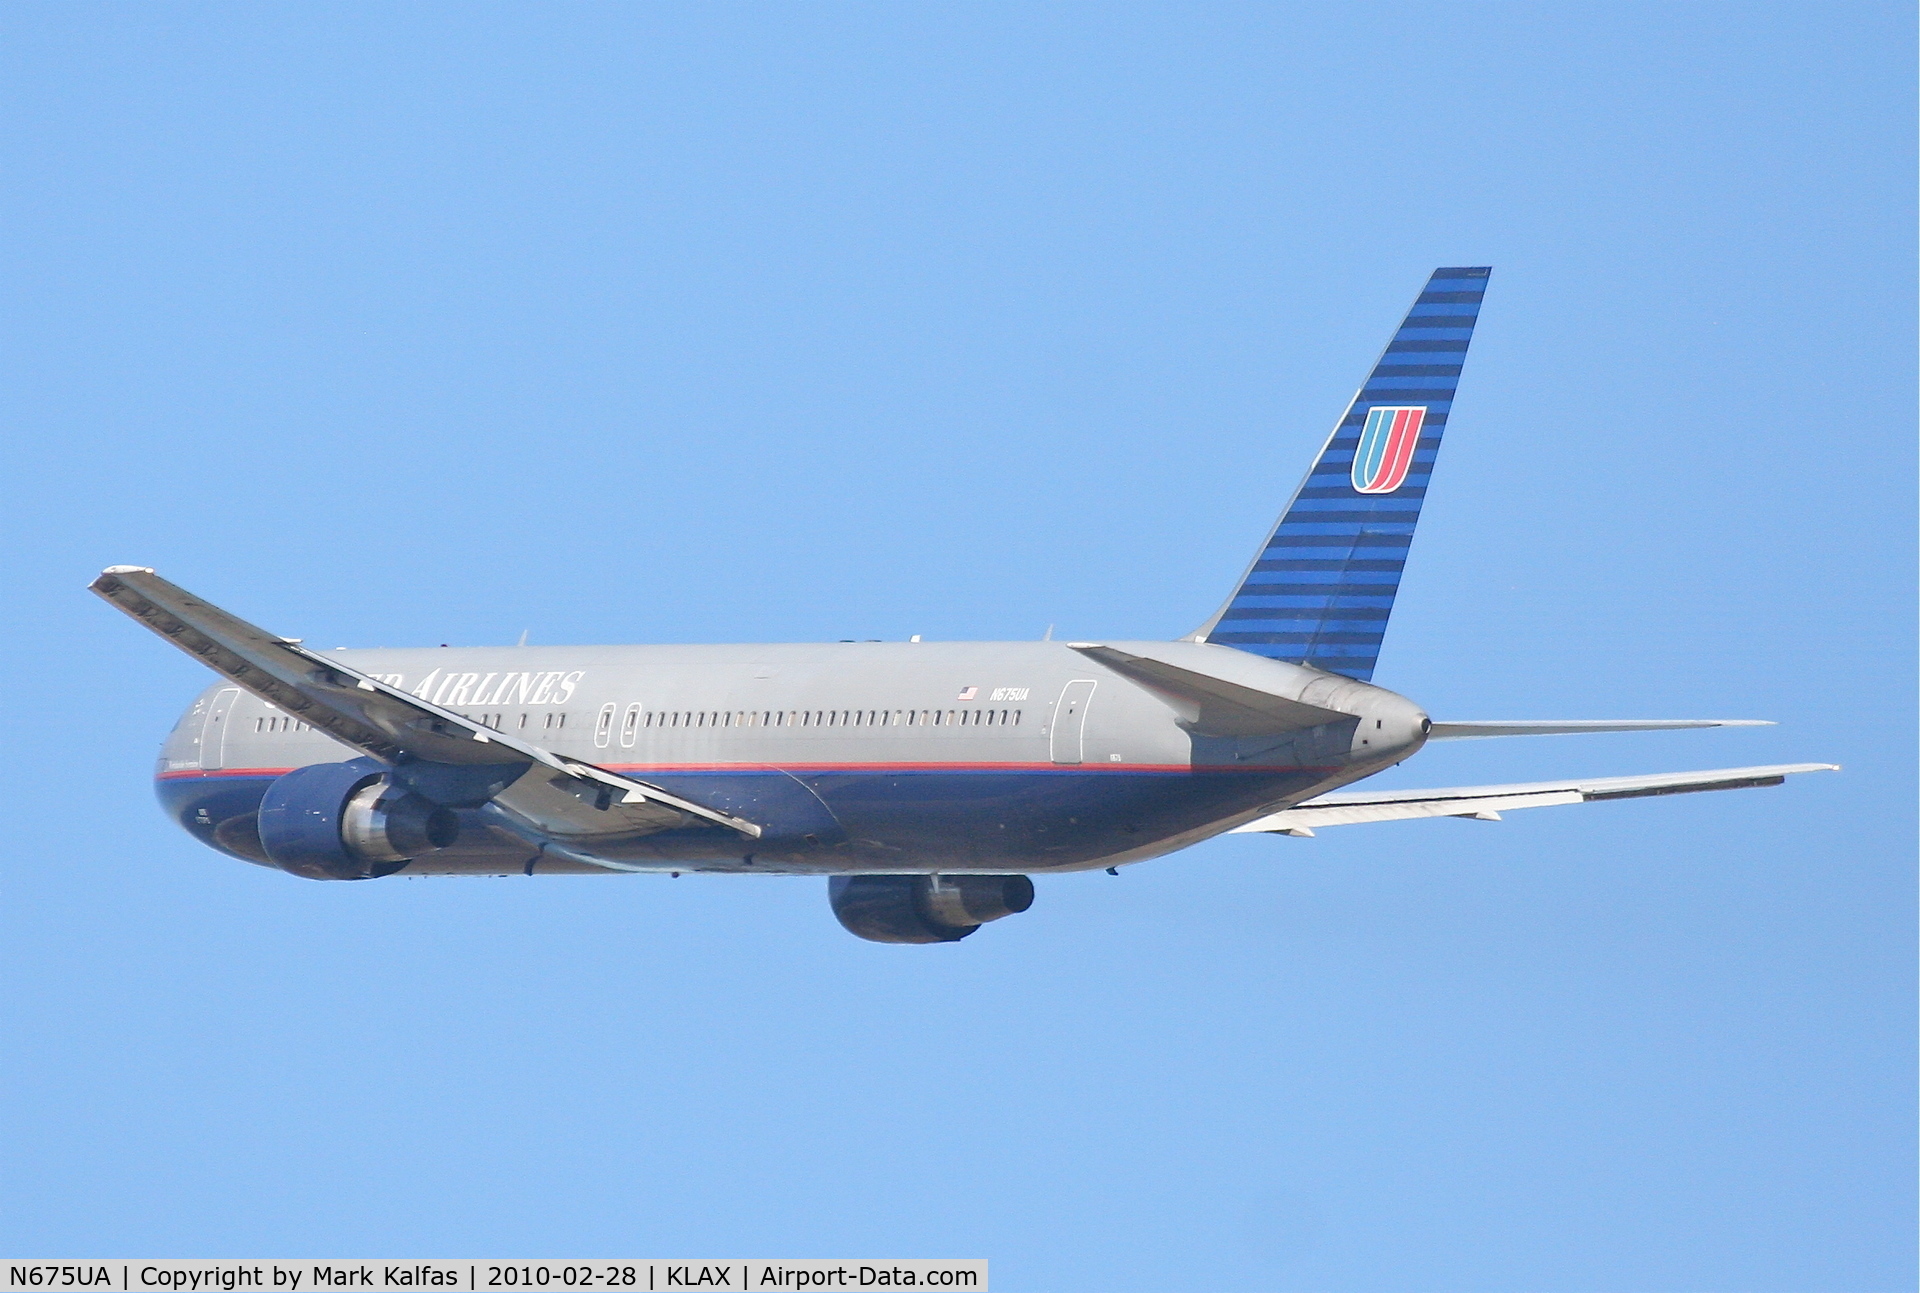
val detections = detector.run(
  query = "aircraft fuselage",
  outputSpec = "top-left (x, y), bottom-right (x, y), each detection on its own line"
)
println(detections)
top-left (156, 639), bottom-right (1430, 876)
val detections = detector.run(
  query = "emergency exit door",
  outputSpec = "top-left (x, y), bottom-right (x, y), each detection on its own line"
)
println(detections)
top-left (1049, 680), bottom-right (1097, 764)
top-left (199, 688), bottom-right (241, 770)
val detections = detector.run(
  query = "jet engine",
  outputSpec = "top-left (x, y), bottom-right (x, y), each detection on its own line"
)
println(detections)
top-left (255, 758), bottom-right (460, 880)
top-left (828, 874), bottom-right (1035, 943)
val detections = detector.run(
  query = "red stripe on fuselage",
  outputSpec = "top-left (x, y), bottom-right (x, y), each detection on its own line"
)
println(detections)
top-left (615, 762), bottom-right (1333, 775)
top-left (607, 761), bottom-right (1198, 773)
top-left (155, 762), bottom-right (1332, 780)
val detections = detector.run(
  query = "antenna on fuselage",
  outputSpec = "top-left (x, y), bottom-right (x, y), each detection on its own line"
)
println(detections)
top-left (1043, 624), bottom-right (1054, 641)
top-left (517, 629), bottom-right (529, 646)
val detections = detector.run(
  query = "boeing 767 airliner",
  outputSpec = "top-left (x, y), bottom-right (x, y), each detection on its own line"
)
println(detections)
top-left (93, 267), bottom-right (1835, 941)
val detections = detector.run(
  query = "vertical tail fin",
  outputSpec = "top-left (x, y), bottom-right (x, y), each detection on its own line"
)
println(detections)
top-left (1192, 266), bottom-right (1490, 681)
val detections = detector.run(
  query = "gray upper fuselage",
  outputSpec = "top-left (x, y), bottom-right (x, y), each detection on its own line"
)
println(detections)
top-left (157, 639), bottom-right (1429, 875)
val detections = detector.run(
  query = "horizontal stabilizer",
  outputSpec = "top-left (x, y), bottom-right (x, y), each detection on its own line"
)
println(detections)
top-left (1067, 643), bottom-right (1351, 736)
top-left (1231, 763), bottom-right (1838, 834)
top-left (1428, 719), bottom-right (1773, 741)
top-left (89, 566), bottom-right (761, 840)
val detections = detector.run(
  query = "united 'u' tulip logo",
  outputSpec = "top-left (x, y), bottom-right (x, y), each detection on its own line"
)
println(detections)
top-left (1351, 406), bottom-right (1426, 494)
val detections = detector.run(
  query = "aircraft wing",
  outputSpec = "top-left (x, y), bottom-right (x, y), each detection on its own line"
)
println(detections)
top-left (1230, 763), bottom-right (1838, 836)
top-left (88, 566), bottom-right (761, 841)
top-left (1428, 719), bottom-right (1773, 740)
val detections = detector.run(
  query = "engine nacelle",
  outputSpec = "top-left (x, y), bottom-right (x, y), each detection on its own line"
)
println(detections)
top-left (256, 759), bottom-right (459, 881)
top-left (829, 874), bottom-right (1035, 944)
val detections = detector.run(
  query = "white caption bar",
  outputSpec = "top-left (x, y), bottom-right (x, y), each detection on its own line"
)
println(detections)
top-left (2, 1265), bottom-right (985, 1293)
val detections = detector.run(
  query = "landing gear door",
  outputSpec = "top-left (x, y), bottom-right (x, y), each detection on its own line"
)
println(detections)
top-left (199, 687), bottom-right (241, 771)
top-left (1049, 680), bottom-right (1097, 765)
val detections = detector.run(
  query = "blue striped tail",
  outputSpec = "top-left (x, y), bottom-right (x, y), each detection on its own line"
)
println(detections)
top-left (1192, 266), bottom-right (1490, 681)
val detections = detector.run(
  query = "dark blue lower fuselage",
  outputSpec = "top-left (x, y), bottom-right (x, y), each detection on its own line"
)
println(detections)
top-left (157, 763), bottom-right (1335, 875)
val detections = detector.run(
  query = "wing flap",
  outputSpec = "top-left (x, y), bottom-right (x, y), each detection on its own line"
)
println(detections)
top-left (1231, 763), bottom-right (1838, 834)
top-left (90, 567), bottom-right (761, 840)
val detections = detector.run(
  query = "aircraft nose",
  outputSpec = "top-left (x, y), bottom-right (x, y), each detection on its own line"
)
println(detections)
top-left (1355, 691), bottom-right (1430, 759)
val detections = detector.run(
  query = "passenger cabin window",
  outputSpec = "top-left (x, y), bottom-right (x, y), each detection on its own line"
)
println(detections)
top-left (599, 703), bottom-right (1023, 736)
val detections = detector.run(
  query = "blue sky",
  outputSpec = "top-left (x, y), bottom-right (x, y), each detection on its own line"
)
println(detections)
top-left (1, 4), bottom-right (1912, 1289)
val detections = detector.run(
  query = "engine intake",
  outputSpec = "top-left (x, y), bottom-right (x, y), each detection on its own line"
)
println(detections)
top-left (829, 874), bottom-right (1035, 944)
top-left (257, 759), bottom-right (459, 880)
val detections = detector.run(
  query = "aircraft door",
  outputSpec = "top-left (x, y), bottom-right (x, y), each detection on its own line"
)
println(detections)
top-left (1049, 680), bottom-right (1097, 765)
top-left (199, 687), bottom-right (241, 771)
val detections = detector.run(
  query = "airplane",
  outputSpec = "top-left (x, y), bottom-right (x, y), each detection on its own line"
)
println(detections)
top-left (91, 266), bottom-right (1835, 943)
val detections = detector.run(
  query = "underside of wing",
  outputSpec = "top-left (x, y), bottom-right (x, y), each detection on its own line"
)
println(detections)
top-left (90, 566), bottom-right (761, 843)
top-left (1231, 763), bottom-right (1839, 836)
